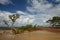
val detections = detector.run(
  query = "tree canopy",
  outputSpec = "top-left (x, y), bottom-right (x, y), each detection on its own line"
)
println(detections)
top-left (46, 16), bottom-right (60, 27)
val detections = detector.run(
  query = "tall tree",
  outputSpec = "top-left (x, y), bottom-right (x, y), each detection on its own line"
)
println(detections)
top-left (3, 14), bottom-right (20, 27)
top-left (46, 16), bottom-right (60, 27)
top-left (9, 14), bottom-right (20, 27)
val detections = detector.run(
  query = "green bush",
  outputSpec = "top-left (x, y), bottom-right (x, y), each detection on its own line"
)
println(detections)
top-left (25, 24), bottom-right (33, 32)
top-left (12, 27), bottom-right (25, 34)
top-left (12, 24), bottom-right (38, 34)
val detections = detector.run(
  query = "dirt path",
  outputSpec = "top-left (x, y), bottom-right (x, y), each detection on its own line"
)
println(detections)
top-left (0, 31), bottom-right (60, 40)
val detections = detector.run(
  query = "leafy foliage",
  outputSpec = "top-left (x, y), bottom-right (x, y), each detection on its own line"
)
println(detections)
top-left (47, 16), bottom-right (60, 27)
top-left (9, 14), bottom-right (19, 25)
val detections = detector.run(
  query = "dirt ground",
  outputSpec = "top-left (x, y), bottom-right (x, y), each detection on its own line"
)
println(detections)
top-left (0, 30), bottom-right (60, 40)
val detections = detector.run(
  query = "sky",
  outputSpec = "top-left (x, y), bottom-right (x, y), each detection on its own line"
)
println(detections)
top-left (0, 0), bottom-right (60, 27)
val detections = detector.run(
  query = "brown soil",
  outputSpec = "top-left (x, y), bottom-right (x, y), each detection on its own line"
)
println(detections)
top-left (0, 30), bottom-right (60, 40)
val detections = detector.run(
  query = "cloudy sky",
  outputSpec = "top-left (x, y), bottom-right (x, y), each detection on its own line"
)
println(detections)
top-left (0, 0), bottom-right (60, 26)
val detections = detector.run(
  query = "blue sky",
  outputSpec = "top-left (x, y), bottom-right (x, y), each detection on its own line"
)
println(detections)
top-left (0, 0), bottom-right (60, 26)
top-left (0, 0), bottom-right (27, 12)
top-left (0, 0), bottom-right (59, 13)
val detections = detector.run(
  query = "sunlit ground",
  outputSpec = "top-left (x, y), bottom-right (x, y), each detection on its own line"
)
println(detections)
top-left (0, 30), bottom-right (60, 40)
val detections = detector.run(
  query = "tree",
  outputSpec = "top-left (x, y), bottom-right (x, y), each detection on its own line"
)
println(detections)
top-left (46, 16), bottom-right (60, 27)
top-left (3, 14), bottom-right (20, 34)
top-left (3, 14), bottom-right (20, 27)
top-left (9, 14), bottom-right (20, 27)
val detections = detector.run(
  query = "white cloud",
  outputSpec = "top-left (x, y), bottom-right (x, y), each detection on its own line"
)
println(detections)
top-left (0, 0), bottom-right (13, 5)
top-left (27, 0), bottom-right (60, 26)
top-left (0, 11), bottom-right (35, 26)
top-left (27, 0), bottom-right (53, 13)
top-left (16, 11), bottom-right (25, 15)
top-left (55, 0), bottom-right (60, 2)
top-left (0, 11), bottom-right (12, 26)
top-left (14, 13), bottom-right (35, 26)
top-left (0, 0), bottom-right (60, 26)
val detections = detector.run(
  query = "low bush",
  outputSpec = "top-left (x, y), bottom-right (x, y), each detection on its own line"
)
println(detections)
top-left (11, 24), bottom-right (39, 34)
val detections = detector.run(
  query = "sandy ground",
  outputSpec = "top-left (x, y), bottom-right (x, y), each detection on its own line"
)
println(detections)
top-left (0, 30), bottom-right (60, 40)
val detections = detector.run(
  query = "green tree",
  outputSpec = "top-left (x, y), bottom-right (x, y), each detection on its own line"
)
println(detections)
top-left (3, 14), bottom-right (20, 27)
top-left (46, 16), bottom-right (60, 27)
top-left (9, 14), bottom-right (20, 34)
top-left (25, 24), bottom-right (33, 32)
top-left (3, 14), bottom-right (21, 34)
top-left (9, 14), bottom-right (20, 27)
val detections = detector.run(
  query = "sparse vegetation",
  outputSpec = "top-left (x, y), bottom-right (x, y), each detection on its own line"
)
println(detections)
top-left (2, 14), bottom-right (60, 34)
top-left (12, 24), bottom-right (35, 34)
